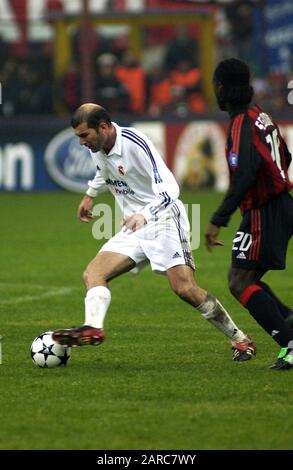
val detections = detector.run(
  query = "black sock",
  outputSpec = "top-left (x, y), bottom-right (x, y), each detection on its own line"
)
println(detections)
top-left (257, 281), bottom-right (292, 320)
top-left (244, 289), bottom-right (293, 347)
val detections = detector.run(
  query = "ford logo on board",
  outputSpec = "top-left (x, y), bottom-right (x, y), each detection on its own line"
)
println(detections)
top-left (44, 128), bottom-right (96, 192)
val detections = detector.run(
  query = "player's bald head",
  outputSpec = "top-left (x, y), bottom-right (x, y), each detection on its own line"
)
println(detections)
top-left (77, 103), bottom-right (104, 117)
top-left (71, 103), bottom-right (112, 129)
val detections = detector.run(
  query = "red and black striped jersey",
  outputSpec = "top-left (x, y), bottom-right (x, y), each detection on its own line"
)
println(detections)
top-left (211, 104), bottom-right (292, 227)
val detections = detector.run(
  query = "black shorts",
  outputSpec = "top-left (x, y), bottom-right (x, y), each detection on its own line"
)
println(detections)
top-left (231, 192), bottom-right (293, 270)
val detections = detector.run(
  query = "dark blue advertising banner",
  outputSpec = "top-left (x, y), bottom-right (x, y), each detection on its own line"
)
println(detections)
top-left (0, 118), bottom-right (96, 193)
top-left (264, 0), bottom-right (293, 72)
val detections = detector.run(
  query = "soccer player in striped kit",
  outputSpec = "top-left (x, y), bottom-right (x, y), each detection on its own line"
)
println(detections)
top-left (53, 103), bottom-right (255, 361)
top-left (206, 58), bottom-right (293, 369)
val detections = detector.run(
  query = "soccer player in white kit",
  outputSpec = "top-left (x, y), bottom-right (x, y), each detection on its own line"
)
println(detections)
top-left (53, 103), bottom-right (256, 361)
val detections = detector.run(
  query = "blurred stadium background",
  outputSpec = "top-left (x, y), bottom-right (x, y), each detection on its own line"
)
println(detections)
top-left (0, 0), bottom-right (292, 193)
top-left (0, 0), bottom-right (293, 452)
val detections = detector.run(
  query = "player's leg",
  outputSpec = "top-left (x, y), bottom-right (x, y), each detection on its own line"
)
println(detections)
top-left (229, 266), bottom-right (293, 349)
top-left (254, 281), bottom-right (293, 327)
top-left (53, 252), bottom-right (135, 347)
top-left (141, 203), bottom-right (255, 360)
top-left (166, 264), bottom-right (256, 360)
top-left (253, 194), bottom-right (293, 325)
top-left (83, 251), bottom-right (136, 289)
top-left (82, 251), bottom-right (136, 328)
top-left (234, 264), bottom-right (293, 328)
top-left (53, 229), bottom-right (144, 347)
top-left (230, 195), bottom-right (293, 368)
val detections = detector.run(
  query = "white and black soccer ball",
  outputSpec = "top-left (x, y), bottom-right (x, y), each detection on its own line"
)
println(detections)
top-left (31, 331), bottom-right (71, 368)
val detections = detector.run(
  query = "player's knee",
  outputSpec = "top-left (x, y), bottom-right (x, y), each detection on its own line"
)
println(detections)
top-left (83, 262), bottom-right (96, 287)
top-left (83, 257), bottom-right (109, 288)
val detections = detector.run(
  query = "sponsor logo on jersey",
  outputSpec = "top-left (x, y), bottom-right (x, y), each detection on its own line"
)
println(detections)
top-left (44, 128), bottom-right (96, 192)
top-left (236, 252), bottom-right (247, 259)
top-left (105, 177), bottom-right (135, 195)
top-left (105, 178), bottom-right (127, 187)
top-left (228, 151), bottom-right (238, 168)
top-left (118, 165), bottom-right (125, 176)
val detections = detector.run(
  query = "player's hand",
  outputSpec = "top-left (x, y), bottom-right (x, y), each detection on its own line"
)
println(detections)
top-left (77, 195), bottom-right (94, 223)
top-left (122, 214), bottom-right (146, 232)
top-left (205, 223), bottom-right (224, 252)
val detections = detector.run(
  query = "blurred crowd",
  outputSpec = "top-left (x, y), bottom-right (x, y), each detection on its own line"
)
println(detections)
top-left (58, 24), bottom-right (207, 118)
top-left (0, 25), bottom-right (208, 118)
top-left (0, 2), bottom-right (292, 117)
top-left (0, 39), bottom-right (53, 115)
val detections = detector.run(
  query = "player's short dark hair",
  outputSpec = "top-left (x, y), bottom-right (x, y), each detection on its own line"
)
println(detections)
top-left (71, 105), bottom-right (112, 129)
top-left (214, 58), bottom-right (254, 106)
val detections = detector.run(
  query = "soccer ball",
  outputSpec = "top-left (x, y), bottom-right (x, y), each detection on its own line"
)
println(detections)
top-left (31, 331), bottom-right (71, 368)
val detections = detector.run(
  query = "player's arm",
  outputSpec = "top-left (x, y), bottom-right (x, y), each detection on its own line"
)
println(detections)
top-left (211, 115), bottom-right (261, 228)
top-left (77, 170), bottom-right (107, 223)
top-left (77, 195), bottom-right (95, 222)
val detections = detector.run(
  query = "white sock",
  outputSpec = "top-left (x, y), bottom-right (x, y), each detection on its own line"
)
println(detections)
top-left (197, 293), bottom-right (247, 343)
top-left (84, 286), bottom-right (111, 329)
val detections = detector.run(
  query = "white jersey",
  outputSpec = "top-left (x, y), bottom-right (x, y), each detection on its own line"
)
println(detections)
top-left (86, 122), bottom-right (183, 222)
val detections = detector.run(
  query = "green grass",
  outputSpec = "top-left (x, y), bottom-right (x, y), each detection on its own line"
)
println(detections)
top-left (0, 191), bottom-right (292, 450)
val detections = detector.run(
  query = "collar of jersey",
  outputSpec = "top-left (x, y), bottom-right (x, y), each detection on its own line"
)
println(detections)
top-left (105, 122), bottom-right (122, 157)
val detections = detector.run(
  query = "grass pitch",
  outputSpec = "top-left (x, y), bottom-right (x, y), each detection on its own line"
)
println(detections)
top-left (0, 191), bottom-right (292, 450)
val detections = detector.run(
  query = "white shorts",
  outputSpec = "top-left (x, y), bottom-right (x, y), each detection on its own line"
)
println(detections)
top-left (100, 201), bottom-right (195, 273)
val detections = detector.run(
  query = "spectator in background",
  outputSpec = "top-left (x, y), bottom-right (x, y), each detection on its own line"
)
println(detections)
top-left (164, 25), bottom-right (198, 71)
top-left (14, 61), bottom-right (52, 114)
top-left (71, 26), bottom-right (102, 64)
top-left (147, 65), bottom-right (172, 117)
top-left (116, 50), bottom-right (146, 114)
top-left (169, 59), bottom-right (206, 115)
top-left (147, 60), bottom-right (206, 117)
top-left (60, 62), bottom-right (81, 113)
top-left (111, 34), bottom-right (129, 62)
top-left (95, 53), bottom-right (130, 113)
